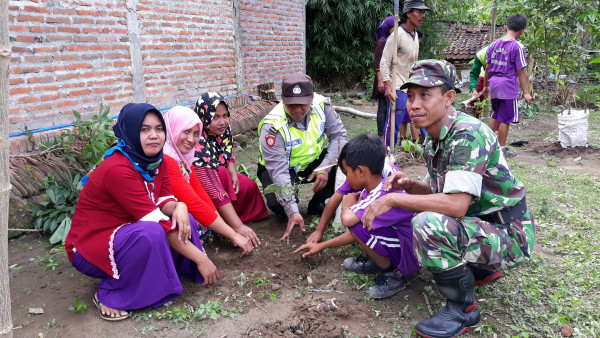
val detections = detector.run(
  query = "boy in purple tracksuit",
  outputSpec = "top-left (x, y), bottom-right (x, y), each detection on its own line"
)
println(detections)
top-left (304, 145), bottom-right (399, 245)
top-left (295, 134), bottom-right (420, 299)
top-left (483, 14), bottom-right (533, 158)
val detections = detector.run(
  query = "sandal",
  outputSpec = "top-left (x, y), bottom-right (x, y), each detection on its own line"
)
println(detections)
top-left (93, 293), bottom-right (130, 321)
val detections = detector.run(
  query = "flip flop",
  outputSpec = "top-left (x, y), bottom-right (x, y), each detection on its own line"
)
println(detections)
top-left (93, 294), bottom-right (130, 321)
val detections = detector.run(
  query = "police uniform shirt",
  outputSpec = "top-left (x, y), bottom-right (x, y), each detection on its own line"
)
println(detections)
top-left (259, 101), bottom-right (348, 215)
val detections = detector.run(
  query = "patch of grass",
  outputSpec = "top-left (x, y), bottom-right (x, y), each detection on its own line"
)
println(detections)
top-left (586, 110), bottom-right (600, 147)
top-left (339, 114), bottom-right (377, 140)
top-left (134, 326), bottom-right (155, 335)
top-left (477, 161), bottom-right (600, 336)
top-left (342, 271), bottom-right (375, 291)
top-left (133, 300), bottom-right (239, 323)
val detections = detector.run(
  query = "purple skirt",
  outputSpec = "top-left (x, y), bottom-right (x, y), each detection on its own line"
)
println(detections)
top-left (71, 214), bottom-right (205, 310)
top-left (350, 224), bottom-right (421, 277)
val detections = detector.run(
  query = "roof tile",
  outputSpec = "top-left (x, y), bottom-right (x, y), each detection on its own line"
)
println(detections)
top-left (441, 23), bottom-right (502, 61)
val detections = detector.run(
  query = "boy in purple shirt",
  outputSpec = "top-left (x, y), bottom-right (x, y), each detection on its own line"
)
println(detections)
top-left (305, 144), bottom-right (399, 244)
top-left (295, 134), bottom-right (420, 299)
top-left (483, 14), bottom-right (533, 158)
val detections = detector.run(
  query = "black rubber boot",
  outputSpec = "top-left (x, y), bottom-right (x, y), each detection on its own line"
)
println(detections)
top-left (470, 265), bottom-right (503, 286)
top-left (415, 266), bottom-right (481, 338)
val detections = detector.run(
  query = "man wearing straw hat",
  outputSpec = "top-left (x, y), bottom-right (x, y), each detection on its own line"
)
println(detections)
top-left (379, 0), bottom-right (429, 147)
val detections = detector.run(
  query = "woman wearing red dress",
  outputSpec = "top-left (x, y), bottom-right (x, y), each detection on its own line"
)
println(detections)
top-left (66, 103), bottom-right (218, 321)
top-left (192, 92), bottom-right (268, 247)
top-left (163, 105), bottom-right (255, 254)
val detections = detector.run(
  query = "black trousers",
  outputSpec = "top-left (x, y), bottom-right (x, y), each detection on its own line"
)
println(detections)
top-left (257, 149), bottom-right (337, 217)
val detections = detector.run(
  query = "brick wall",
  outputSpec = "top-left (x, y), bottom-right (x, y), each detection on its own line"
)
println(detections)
top-left (239, 0), bottom-right (305, 93)
top-left (8, 0), bottom-right (305, 146)
top-left (9, 0), bottom-right (134, 134)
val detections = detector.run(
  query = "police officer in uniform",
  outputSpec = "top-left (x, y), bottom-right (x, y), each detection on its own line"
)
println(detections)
top-left (362, 60), bottom-right (535, 337)
top-left (257, 74), bottom-right (348, 241)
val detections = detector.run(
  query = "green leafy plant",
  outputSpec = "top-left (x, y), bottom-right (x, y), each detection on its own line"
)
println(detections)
top-left (252, 272), bottom-right (275, 287)
top-left (29, 171), bottom-right (81, 244)
top-left (237, 163), bottom-right (256, 180)
top-left (28, 103), bottom-right (116, 244)
top-left (342, 271), bottom-right (375, 290)
top-left (262, 163), bottom-right (304, 215)
top-left (134, 301), bottom-right (239, 323)
top-left (43, 103), bottom-right (116, 168)
top-left (68, 298), bottom-right (87, 313)
top-left (518, 100), bottom-right (541, 118)
top-left (43, 252), bottom-right (59, 270)
top-left (399, 139), bottom-right (424, 158)
top-left (578, 85), bottom-right (600, 107)
top-left (362, 69), bottom-right (376, 99)
top-left (10, 265), bottom-right (23, 274)
top-left (473, 97), bottom-right (490, 117)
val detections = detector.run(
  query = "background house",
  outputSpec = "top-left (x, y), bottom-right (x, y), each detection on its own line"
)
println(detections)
top-left (440, 23), bottom-right (501, 87)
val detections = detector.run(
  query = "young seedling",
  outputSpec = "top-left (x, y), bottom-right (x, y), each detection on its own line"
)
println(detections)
top-left (68, 298), bottom-right (87, 313)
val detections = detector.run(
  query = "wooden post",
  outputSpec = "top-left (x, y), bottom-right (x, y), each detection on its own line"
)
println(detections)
top-left (389, 0), bottom-right (400, 158)
top-left (544, 27), bottom-right (551, 112)
top-left (0, 0), bottom-right (14, 336)
top-left (490, 0), bottom-right (497, 40)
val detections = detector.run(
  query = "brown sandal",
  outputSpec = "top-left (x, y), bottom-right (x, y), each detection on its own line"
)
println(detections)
top-left (93, 294), bottom-right (130, 321)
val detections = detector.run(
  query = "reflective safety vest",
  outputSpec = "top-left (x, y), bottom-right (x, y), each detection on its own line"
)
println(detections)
top-left (476, 45), bottom-right (491, 78)
top-left (259, 94), bottom-right (328, 170)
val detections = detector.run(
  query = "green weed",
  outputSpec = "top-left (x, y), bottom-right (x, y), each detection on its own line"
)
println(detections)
top-left (133, 300), bottom-right (239, 323)
top-left (252, 272), bottom-right (275, 287)
top-left (68, 298), bottom-right (87, 313)
top-left (342, 271), bottom-right (375, 291)
top-left (42, 252), bottom-right (59, 271)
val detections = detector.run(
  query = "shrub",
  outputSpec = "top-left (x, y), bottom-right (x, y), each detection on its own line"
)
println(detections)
top-left (29, 103), bottom-right (116, 244)
top-left (29, 171), bottom-right (81, 244)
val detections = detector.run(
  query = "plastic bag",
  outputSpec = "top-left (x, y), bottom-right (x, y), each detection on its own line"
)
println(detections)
top-left (557, 109), bottom-right (588, 148)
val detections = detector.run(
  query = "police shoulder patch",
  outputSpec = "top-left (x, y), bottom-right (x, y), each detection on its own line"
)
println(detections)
top-left (266, 134), bottom-right (276, 147)
top-left (452, 145), bottom-right (471, 165)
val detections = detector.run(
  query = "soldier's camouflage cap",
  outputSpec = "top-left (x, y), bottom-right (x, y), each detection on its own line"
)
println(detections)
top-left (399, 59), bottom-right (461, 93)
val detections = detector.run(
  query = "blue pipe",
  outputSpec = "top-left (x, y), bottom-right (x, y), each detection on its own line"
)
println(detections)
top-left (9, 93), bottom-right (269, 138)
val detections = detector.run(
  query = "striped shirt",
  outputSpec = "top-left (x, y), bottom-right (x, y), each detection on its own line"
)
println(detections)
top-left (336, 162), bottom-right (399, 195)
top-left (350, 179), bottom-right (415, 231)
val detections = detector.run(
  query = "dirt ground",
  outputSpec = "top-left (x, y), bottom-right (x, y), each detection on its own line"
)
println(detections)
top-left (7, 99), bottom-right (600, 337)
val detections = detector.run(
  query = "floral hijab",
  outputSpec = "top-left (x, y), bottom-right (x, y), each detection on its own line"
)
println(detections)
top-left (163, 106), bottom-right (202, 181)
top-left (193, 92), bottom-right (235, 170)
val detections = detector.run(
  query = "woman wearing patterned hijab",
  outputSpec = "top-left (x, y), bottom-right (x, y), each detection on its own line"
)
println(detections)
top-left (163, 105), bottom-right (254, 255)
top-left (193, 92), bottom-right (267, 247)
top-left (66, 103), bottom-right (218, 321)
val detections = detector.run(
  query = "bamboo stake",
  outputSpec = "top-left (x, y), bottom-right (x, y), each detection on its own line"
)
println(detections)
top-left (0, 0), bottom-right (13, 335)
top-left (389, 0), bottom-right (400, 160)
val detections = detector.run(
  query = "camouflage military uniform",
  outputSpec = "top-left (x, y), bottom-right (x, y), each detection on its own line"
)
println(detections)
top-left (411, 107), bottom-right (535, 272)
